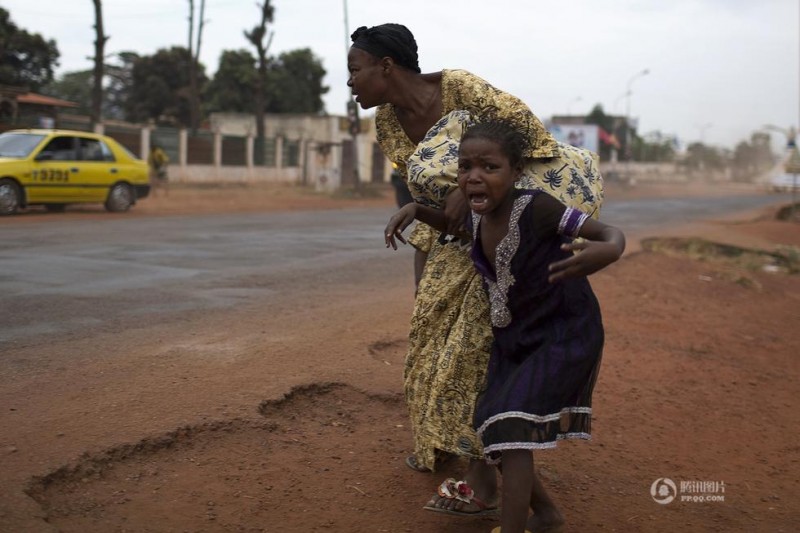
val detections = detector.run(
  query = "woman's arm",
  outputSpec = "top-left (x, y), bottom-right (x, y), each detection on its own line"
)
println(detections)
top-left (547, 217), bottom-right (626, 283)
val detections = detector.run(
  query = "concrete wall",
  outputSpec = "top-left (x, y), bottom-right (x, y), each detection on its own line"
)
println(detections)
top-left (93, 112), bottom-right (388, 191)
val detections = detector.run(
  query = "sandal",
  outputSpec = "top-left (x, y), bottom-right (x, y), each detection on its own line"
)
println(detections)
top-left (423, 478), bottom-right (500, 517)
top-left (405, 451), bottom-right (455, 473)
top-left (405, 455), bottom-right (431, 472)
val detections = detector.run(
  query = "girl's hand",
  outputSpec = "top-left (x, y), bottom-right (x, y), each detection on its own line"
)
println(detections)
top-left (547, 240), bottom-right (622, 283)
top-left (385, 204), bottom-right (417, 250)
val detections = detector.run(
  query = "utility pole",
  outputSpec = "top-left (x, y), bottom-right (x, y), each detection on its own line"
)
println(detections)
top-left (624, 68), bottom-right (649, 185)
top-left (343, 0), bottom-right (360, 189)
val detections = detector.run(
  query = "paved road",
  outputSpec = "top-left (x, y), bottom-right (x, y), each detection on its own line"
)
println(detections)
top-left (0, 192), bottom-right (788, 347)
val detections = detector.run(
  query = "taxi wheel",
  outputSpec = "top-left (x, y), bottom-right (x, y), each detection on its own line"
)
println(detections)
top-left (105, 183), bottom-right (134, 213)
top-left (0, 179), bottom-right (21, 215)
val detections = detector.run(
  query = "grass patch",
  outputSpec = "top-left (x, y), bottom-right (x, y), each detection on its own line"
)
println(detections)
top-left (641, 237), bottom-right (800, 275)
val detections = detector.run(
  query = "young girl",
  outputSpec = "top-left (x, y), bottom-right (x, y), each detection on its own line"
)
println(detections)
top-left (385, 120), bottom-right (625, 533)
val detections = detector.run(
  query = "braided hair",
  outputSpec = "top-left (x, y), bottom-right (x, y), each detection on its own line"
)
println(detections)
top-left (461, 121), bottom-right (526, 169)
top-left (350, 23), bottom-right (421, 73)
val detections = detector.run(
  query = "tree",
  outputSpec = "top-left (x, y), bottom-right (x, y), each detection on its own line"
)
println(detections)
top-left (43, 52), bottom-right (137, 121)
top-left (187, 0), bottom-right (207, 132)
top-left (732, 132), bottom-right (774, 182)
top-left (244, 1), bottom-right (275, 140)
top-left (0, 8), bottom-right (60, 91)
top-left (685, 142), bottom-right (725, 173)
top-left (205, 47), bottom-right (329, 116)
top-left (584, 104), bottom-right (615, 162)
top-left (126, 47), bottom-right (207, 125)
top-left (205, 49), bottom-right (258, 113)
top-left (104, 52), bottom-right (138, 120)
top-left (91, 0), bottom-right (109, 128)
top-left (42, 70), bottom-right (92, 115)
top-left (265, 48), bottom-right (328, 113)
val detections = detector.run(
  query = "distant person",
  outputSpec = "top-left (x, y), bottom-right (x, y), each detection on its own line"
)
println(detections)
top-left (148, 145), bottom-right (169, 195)
top-left (384, 120), bottom-right (625, 533)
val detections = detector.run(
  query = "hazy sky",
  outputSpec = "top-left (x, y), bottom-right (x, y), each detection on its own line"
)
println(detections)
top-left (4, 0), bottom-right (798, 150)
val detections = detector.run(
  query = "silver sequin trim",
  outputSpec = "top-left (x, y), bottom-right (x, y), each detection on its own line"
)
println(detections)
top-left (477, 194), bottom-right (532, 328)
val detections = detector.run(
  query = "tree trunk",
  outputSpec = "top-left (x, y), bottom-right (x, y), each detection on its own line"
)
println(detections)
top-left (187, 0), bottom-right (205, 133)
top-left (91, 0), bottom-right (108, 129)
top-left (245, 2), bottom-right (274, 142)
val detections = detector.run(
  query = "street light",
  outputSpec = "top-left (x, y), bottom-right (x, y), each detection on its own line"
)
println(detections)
top-left (624, 68), bottom-right (650, 183)
top-left (613, 91), bottom-right (629, 114)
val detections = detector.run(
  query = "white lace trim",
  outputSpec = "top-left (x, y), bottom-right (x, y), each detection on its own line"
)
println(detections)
top-left (476, 407), bottom-right (592, 437)
top-left (483, 433), bottom-right (592, 463)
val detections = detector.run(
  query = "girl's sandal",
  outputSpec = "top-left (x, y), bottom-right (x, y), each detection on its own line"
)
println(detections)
top-left (423, 478), bottom-right (500, 517)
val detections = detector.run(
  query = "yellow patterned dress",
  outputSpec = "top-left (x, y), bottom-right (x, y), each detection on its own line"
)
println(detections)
top-left (376, 70), bottom-right (604, 471)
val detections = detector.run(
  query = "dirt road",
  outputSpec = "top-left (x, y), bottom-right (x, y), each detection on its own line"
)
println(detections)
top-left (0, 181), bottom-right (798, 532)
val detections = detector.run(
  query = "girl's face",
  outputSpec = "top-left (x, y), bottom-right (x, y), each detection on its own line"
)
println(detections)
top-left (347, 48), bottom-right (387, 109)
top-left (457, 137), bottom-right (521, 216)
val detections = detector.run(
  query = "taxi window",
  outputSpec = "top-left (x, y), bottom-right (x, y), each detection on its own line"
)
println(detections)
top-left (39, 136), bottom-right (78, 161)
top-left (79, 138), bottom-right (115, 162)
top-left (0, 133), bottom-right (46, 158)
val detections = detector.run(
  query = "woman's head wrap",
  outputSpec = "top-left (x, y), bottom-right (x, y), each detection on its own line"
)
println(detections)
top-left (350, 23), bottom-right (420, 73)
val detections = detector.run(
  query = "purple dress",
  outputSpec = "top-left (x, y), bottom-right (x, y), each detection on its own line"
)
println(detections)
top-left (470, 189), bottom-right (604, 462)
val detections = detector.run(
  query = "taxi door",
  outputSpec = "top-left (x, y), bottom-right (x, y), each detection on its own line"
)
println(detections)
top-left (28, 135), bottom-right (81, 203)
top-left (76, 137), bottom-right (117, 202)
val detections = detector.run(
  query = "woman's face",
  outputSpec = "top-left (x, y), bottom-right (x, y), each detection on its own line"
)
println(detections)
top-left (457, 137), bottom-right (521, 216)
top-left (347, 47), bottom-right (387, 109)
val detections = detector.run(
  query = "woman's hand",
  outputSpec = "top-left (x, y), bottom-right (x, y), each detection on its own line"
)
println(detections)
top-left (385, 204), bottom-right (417, 250)
top-left (444, 188), bottom-right (469, 237)
top-left (547, 240), bottom-right (623, 283)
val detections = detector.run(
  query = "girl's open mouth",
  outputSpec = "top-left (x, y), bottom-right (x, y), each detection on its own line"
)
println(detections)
top-left (468, 193), bottom-right (488, 209)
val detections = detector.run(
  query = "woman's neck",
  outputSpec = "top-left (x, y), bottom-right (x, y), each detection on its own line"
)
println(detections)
top-left (392, 72), bottom-right (443, 144)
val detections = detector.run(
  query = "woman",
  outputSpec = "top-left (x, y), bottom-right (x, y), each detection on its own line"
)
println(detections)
top-left (348, 23), bottom-right (603, 519)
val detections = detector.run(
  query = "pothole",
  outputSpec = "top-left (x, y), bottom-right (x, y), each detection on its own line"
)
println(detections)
top-left (26, 383), bottom-right (411, 532)
top-left (367, 338), bottom-right (407, 366)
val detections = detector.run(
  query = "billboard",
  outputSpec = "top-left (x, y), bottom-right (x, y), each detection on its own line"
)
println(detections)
top-left (548, 123), bottom-right (599, 154)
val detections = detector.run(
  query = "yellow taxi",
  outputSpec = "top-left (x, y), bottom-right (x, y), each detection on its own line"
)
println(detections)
top-left (0, 129), bottom-right (150, 215)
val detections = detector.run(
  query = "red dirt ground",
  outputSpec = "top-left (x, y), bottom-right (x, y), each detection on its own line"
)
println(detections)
top-left (1, 181), bottom-right (798, 532)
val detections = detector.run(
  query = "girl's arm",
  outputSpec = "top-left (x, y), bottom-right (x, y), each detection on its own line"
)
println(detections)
top-left (384, 203), bottom-right (448, 250)
top-left (547, 217), bottom-right (626, 283)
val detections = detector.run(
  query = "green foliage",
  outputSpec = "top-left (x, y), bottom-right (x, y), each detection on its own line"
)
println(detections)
top-left (43, 52), bottom-right (137, 121)
top-left (42, 70), bottom-right (92, 115)
top-left (585, 103), bottom-right (613, 133)
top-left (104, 52), bottom-right (138, 120)
top-left (205, 47), bottom-right (329, 115)
top-left (125, 46), bottom-right (208, 125)
top-left (205, 49), bottom-right (258, 113)
top-left (265, 48), bottom-right (329, 113)
top-left (0, 7), bottom-right (60, 91)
